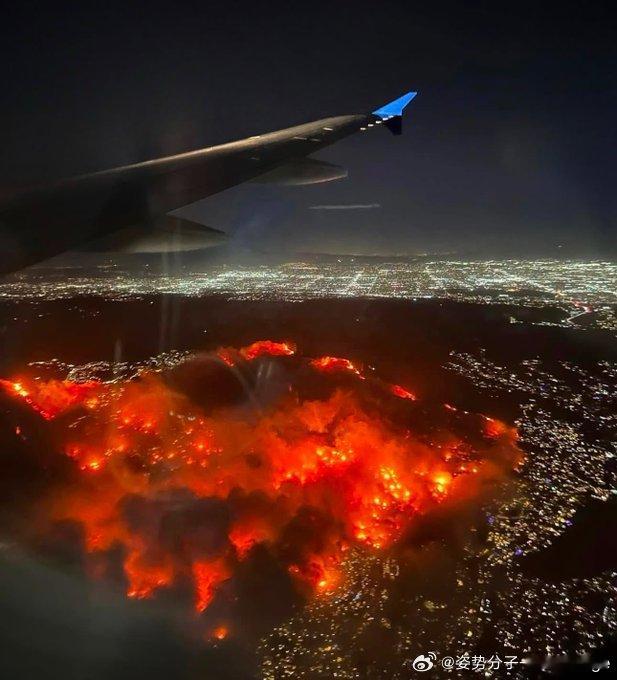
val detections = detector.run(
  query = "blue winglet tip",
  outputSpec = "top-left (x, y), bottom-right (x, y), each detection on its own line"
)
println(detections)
top-left (372, 91), bottom-right (417, 119)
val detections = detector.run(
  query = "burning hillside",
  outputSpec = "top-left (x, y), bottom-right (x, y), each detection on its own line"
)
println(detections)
top-left (0, 340), bottom-right (521, 630)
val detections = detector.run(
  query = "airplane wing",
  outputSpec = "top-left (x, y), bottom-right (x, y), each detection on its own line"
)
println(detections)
top-left (0, 91), bottom-right (417, 274)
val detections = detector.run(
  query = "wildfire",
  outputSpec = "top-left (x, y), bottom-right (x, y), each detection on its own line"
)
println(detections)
top-left (310, 356), bottom-right (362, 376)
top-left (1, 340), bottom-right (522, 615)
top-left (0, 377), bottom-right (100, 420)
top-left (193, 559), bottom-right (231, 613)
top-left (212, 625), bottom-right (229, 641)
top-left (315, 569), bottom-right (339, 594)
top-left (389, 384), bottom-right (417, 400)
top-left (217, 339), bottom-right (295, 366)
top-left (240, 339), bottom-right (295, 360)
top-left (483, 416), bottom-right (513, 439)
top-left (125, 550), bottom-right (175, 600)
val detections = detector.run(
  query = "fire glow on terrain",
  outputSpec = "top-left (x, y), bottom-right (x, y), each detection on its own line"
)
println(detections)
top-left (2, 340), bottom-right (521, 618)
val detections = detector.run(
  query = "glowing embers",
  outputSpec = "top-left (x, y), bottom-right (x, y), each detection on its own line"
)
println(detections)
top-left (351, 466), bottom-right (414, 550)
top-left (431, 470), bottom-right (453, 494)
top-left (2, 340), bottom-right (522, 615)
top-left (273, 440), bottom-right (355, 488)
top-left (211, 625), bottom-right (229, 641)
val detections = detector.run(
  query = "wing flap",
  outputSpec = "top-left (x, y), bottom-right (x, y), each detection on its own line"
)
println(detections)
top-left (83, 216), bottom-right (227, 254)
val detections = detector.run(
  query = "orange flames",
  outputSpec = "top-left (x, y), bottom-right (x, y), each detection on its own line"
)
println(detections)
top-left (218, 339), bottom-right (295, 367)
top-left (310, 355), bottom-right (362, 376)
top-left (240, 339), bottom-right (295, 360)
top-left (389, 384), bottom-right (417, 400)
top-left (211, 625), bottom-right (229, 641)
top-left (125, 550), bottom-right (175, 600)
top-left (1, 340), bottom-right (521, 616)
top-left (0, 377), bottom-right (100, 420)
top-left (193, 559), bottom-right (232, 613)
top-left (483, 416), bottom-right (514, 438)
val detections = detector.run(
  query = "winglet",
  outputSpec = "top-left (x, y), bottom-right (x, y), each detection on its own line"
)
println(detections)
top-left (372, 91), bottom-right (417, 135)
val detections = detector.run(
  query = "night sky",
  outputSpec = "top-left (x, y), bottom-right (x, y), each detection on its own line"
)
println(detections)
top-left (2, 1), bottom-right (615, 257)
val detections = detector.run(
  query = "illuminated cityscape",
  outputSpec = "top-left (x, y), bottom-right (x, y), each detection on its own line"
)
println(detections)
top-left (1, 256), bottom-right (615, 677)
top-left (257, 346), bottom-right (617, 677)
top-left (1, 257), bottom-right (615, 333)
